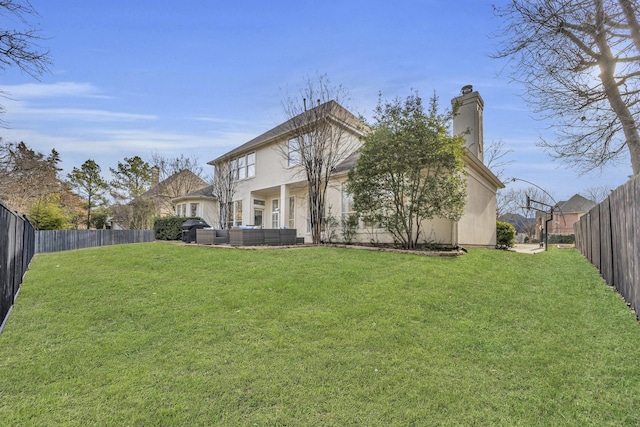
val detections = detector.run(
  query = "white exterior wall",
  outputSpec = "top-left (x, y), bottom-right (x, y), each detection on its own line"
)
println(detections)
top-left (226, 130), bottom-right (363, 243)
top-left (174, 198), bottom-right (219, 228)
top-left (231, 142), bottom-right (307, 237)
top-left (456, 166), bottom-right (498, 247)
top-left (227, 154), bottom-right (499, 247)
top-left (328, 176), bottom-right (455, 246)
top-left (211, 94), bottom-right (502, 246)
top-left (200, 200), bottom-right (219, 228)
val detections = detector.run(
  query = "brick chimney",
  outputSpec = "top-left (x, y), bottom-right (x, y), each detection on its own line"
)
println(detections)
top-left (151, 166), bottom-right (160, 188)
top-left (452, 85), bottom-right (484, 162)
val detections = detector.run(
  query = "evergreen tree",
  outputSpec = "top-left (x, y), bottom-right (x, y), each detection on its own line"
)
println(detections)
top-left (67, 159), bottom-right (108, 229)
top-left (109, 156), bottom-right (152, 202)
top-left (348, 92), bottom-right (467, 249)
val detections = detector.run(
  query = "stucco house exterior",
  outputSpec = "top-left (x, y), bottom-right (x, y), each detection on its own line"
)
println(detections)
top-left (172, 184), bottom-right (218, 227)
top-left (205, 87), bottom-right (504, 247)
top-left (144, 168), bottom-right (209, 218)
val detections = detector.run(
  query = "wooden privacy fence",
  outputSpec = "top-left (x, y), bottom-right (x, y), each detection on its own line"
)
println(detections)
top-left (0, 201), bottom-right (35, 332)
top-left (575, 174), bottom-right (639, 316)
top-left (35, 229), bottom-right (155, 253)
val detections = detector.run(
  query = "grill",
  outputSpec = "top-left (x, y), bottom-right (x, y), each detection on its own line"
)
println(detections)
top-left (181, 219), bottom-right (210, 243)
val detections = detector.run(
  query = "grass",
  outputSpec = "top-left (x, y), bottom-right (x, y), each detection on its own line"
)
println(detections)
top-left (1, 243), bottom-right (640, 426)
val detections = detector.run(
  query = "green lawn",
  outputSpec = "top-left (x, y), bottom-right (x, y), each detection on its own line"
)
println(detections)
top-left (1, 243), bottom-right (639, 426)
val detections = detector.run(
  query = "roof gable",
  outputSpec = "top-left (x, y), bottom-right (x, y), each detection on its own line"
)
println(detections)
top-left (556, 194), bottom-right (596, 213)
top-left (172, 184), bottom-right (216, 203)
top-left (208, 100), bottom-right (365, 165)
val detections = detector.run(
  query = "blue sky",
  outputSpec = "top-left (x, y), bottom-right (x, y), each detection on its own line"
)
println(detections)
top-left (0, 0), bottom-right (632, 202)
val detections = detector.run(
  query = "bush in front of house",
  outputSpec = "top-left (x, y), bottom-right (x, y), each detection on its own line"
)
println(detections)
top-left (496, 220), bottom-right (515, 249)
top-left (154, 216), bottom-right (202, 240)
top-left (548, 234), bottom-right (575, 244)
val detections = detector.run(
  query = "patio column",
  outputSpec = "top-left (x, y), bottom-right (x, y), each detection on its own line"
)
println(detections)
top-left (280, 184), bottom-right (288, 228)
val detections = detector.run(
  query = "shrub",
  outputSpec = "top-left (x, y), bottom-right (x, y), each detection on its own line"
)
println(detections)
top-left (154, 216), bottom-right (202, 240)
top-left (496, 220), bottom-right (515, 249)
top-left (548, 234), bottom-right (575, 244)
top-left (340, 213), bottom-right (359, 244)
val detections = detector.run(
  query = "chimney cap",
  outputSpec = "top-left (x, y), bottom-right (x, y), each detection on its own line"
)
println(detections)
top-left (461, 85), bottom-right (473, 95)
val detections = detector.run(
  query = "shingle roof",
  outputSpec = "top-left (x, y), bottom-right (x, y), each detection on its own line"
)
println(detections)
top-left (181, 184), bottom-right (215, 199)
top-left (332, 150), bottom-right (360, 174)
top-left (556, 194), bottom-right (596, 213)
top-left (208, 100), bottom-right (365, 165)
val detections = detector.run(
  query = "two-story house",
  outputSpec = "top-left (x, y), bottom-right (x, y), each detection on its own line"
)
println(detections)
top-left (203, 87), bottom-right (503, 247)
top-left (536, 193), bottom-right (596, 236)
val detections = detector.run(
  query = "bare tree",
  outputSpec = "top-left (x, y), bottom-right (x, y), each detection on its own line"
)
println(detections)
top-left (280, 73), bottom-right (364, 244)
top-left (496, 188), bottom-right (517, 218)
top-left (0, 0), bottom-right (51, 122)
top-left (484, 139), bottom-right (514, 180)
top-left (149, 153), bottom-right (208, 214)
top-left (582, 185), bottom-right (613, 202)
top-left (498, 187), bottom-right (556, 238)
top-left (210, 158), bottom-right (237, 229)
top-left (493, 0), bottom-right (640, 175)
top-left (0, 139), bottom-right (61, 213)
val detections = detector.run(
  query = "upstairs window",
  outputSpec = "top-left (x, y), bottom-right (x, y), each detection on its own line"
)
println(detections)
top-left (247, 152), bottom-right (255, 177)
top-left (288, 139), bottom-right (300, 167)
top-left (288, 134), bottom-right (312, 167)
top-left (238, 156), bottom-right (246, 180)
top-left (231, 152), bottom-right (256, 180)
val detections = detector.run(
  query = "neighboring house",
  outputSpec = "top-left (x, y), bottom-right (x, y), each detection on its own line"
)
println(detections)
top-left (144, 168), bottom-right (208, 218)
top-left (207, 87), bottom-right (504, 247)
top-left (172, 184), bottom-right (218, 227)
top-left (110, 169), bottom-right (209, 229)
top-left (537, 194), bottom-right (596, 235)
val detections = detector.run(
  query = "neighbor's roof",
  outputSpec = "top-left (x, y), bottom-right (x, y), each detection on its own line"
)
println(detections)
top-left (208, 100), bottom-right (366, 165)
top-left (141, 169), bottom-right (207, 198)
top-left (556, 194), bottom-right (596, 214)
top-left (172, 184), bottom-right (216, 203)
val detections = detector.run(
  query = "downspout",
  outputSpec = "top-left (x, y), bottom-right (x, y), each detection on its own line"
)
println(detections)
top-left (452, 220), bottom-right (458, 248)
top-left (544, 207), bottom-right (554, 251)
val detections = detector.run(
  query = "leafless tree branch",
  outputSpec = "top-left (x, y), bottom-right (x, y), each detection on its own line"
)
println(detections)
top-left (493, 0), bottom-right (640, 175)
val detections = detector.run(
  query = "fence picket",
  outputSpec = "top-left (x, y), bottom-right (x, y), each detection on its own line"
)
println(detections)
top-left (576, 175), bottom-right (640, 317)
top-left (599, 198), bottom-right (613, 287)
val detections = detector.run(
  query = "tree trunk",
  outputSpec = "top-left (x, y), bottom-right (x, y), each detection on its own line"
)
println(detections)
top-left (618, 0), bottom-right (640, 54)
top-left (595, 0), bottom-right (640, 175)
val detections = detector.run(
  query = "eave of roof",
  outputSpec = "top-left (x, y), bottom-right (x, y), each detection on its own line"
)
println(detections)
top-left (555, 194), bottom-right (596, 213)
top-left (172, 184), bottom-right (216, 203)
top-left (463, 150), bottom-right (505, 190)
top-left (208, 100), bottom-right (366, 165)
